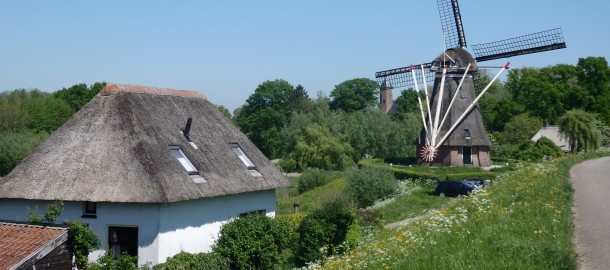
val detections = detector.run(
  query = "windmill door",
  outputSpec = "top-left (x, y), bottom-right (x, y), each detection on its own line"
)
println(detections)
top-left (463, 147), bottom-right (472, 164)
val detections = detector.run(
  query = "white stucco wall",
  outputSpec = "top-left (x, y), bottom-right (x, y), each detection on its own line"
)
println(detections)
top-left (0, 189), bottom-right (276, 266)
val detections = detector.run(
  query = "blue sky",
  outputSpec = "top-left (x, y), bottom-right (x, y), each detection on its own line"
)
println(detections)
top-left (1, 1), bottom-right (609, 112)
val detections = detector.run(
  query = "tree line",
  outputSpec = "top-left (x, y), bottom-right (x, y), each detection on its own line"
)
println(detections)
top-left (1, 56), bottom-right (609, 176)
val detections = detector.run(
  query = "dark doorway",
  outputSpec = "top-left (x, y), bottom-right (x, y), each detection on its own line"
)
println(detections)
top-left (463, 146), bottom-right (472, 164)
top-left (108, 226), bottom-right (138, 259)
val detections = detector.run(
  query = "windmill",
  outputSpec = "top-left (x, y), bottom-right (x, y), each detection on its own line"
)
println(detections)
top-left (376, 0), bottom-right (566, 166)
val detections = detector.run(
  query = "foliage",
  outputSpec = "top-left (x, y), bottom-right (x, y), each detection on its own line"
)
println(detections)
top-left (0, 89), bottom-right (74, 133)
top-left (391, 89), bottom-right (420, 121)
top-left (152, 251), bottom-right (229, 270)
top-left (0, 131), bottom-right (48, 176)
top-left (67, 220), bottom-right (102, 270)
top-left (87, 251), bottom-right (138, 270)
top-left (497, 113), bottom-right (542, 145)
top-left (276, 178), bottom-right (347, 215)
top-left (53, 82), bottom-right (105, 111)
top-left (558, 109), bottom-right (601, 152)
top-left (287, 84), bottom-right (310, 117)
top-left (214, 213), bottom-right (295, 270)
top-left (329, 78), bottom-right (379, 113)
top-left (297, 169), bottom-right (344, 194)
top-left (577, 57), bottom-right (610, 122)
top-left (284, 123), bottom-right (355, 172)
top-left (357, 159), bottom-right (497, 180)
top-left (346, 167), bottom-right (399, 208)
top-left (215, 105), bottom-right (232, 120)
top-left (516, 137), bottom-right (565, 162)
top-left (26, 201), bottom-right (64, 224)
top-left (316, 151), bottom-right (610, 269)
top-left (295, 197), bottom-right (356, 266)
top-left (335, 110), bottom-right (420, 160)
top-left (234, 79), bottom-right (294, 158)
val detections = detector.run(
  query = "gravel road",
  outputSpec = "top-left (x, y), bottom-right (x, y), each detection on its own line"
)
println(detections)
top-left (571, 156), bottom-right (610, 270)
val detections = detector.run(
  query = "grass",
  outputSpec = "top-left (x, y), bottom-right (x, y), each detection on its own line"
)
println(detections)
top-left (276, 177), bottom-right (347, 215)
top-left (312, 151), bottom-right (610, 270)
top-left (370, 180), bottom-right (451, 224)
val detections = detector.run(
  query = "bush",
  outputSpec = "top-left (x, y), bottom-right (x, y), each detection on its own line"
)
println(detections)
top-left (295, 197), bottom-right (356, 266)
top-left (346, 167), bottom-right (399, 208)
top-left (214, 214), bottom-right (295, 270)
top-left (516, 137), bottom-right (565, 161)
top-left (297, 169), bottom-right (343, 194)
top-left (67, 220), bottom-right (101, 269)
top-left (152, 251), bottom-right (229, 270)
top-left (87, 251), bottom-right (138, 270)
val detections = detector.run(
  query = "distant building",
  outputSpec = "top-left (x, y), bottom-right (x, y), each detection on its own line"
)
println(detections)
top-left (0, 84), bottom-right (290, 266)
top-left (531, 125), bottom-right (571, 152)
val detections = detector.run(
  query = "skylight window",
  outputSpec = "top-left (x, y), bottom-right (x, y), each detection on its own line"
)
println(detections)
top-left (230, 143), bottom-right (255, 169)
top-left (169, 146), bottom-right (198, 174)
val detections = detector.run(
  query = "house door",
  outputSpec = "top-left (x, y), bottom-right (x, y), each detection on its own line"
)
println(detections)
top-left (463, 147), bottom-right (472, 164)
top-left (108, 226), bottom-right (138, 259)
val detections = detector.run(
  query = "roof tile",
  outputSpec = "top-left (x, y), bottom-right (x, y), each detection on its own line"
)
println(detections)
top-left (0, 222), bottom-right (67, 270)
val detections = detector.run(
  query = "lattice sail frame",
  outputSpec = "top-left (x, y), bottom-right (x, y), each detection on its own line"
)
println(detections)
top-left (472, 28), bottom-right (566, 62)
top-left (437, 0), bottom-right (467, 49)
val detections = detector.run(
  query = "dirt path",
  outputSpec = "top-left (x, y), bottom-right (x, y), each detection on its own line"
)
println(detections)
top-left (571, 156), bottom-right (610, 270)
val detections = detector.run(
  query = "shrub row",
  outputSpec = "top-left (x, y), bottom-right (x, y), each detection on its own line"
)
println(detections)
top-left (358, 159), bottom-right (497, 180)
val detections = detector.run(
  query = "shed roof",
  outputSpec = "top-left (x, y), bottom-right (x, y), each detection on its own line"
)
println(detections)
top-left (0, 83), bottom-right (290, 203)
top-left (531, 126), bottom-right (570, 152)
top-left (0, 221), bottom-right (68, 270)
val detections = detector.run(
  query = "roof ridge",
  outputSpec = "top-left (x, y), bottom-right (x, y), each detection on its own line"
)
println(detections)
top-left (101, 83), bottom-right (206, 99)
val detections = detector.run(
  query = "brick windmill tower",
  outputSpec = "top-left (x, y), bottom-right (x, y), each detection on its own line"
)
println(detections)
top-left (375, 0), bottom-right (566, 166)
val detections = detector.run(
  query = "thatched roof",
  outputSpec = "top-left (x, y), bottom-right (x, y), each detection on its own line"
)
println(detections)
top-left (0, 84), bottom-right (290, 203)
top-left (422, 71), bottom-right (491, 147)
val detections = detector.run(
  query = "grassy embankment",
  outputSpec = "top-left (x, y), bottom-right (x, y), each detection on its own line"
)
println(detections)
top-left (313, 151), bottom-right (610, 270)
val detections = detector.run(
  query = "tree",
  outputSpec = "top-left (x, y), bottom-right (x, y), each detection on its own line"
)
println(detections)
top-left (498, 113), bottom-right (542, 145)
top-left (53, 82), bottom-right (105, 111)
top-left (0, 131), bottom-right (48, 176)
top-left (577, 57), bottom-right (610, 123)
top-left (286, 124), bottom-right (354, 171)
top-left (215, 104), bottom-right (232, 120)
top-left (558, 109), bottom-right (601, 152)
top-left (391, 89), bottom-right (420, 121)
top-left (329, 78), bottom-right (379, 113)
top-left (287, 84), bottom-right (311, 116)
top-left (235, 80), bottom-right (293, 158)
top-left (506, 67), bottom-right (565, 124)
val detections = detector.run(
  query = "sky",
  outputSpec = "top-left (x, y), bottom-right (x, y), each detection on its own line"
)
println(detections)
top-left (1, 1), bottom-right (609, 113)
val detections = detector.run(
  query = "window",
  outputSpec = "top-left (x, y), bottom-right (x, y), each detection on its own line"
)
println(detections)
top-left (230, 143), bottom-right (255, 169)
top-left (82, 202), bottom-right (97, 218)
top-left (169, 146), bottom-right (198, 174)
top-left (108, 226), bottom-right (138, 259)
top-left (464, 129), bottom-right (471, 140)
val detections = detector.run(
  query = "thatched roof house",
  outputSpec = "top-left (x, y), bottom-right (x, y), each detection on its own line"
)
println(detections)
top-left (0, 83), bottom-right (290, 265)
top-left (531, 125), bottom-right (570, 152)
top-left (0, 83), bottom-right (289, 202)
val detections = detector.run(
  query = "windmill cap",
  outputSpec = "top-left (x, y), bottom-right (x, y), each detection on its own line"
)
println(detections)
top-left (433, 47), bottom-right (478, 72)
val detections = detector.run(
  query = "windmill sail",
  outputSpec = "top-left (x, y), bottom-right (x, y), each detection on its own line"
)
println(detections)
top-left (472, 28), bottom-right (566, 62)
top-left (437, 0), bottom-right (467, 48)
top-left (374, 64), bottom-right (435, 89)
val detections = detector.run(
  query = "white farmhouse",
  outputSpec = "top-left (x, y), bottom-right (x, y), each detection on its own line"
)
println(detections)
top-left (0, 84), bottom-right (290, 266)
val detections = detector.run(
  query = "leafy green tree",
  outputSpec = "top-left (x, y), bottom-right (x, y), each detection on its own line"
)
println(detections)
top-left (235, 80), bottom-right (293, 158)
top-left (506, 67), bottom-right (565, 123)
top-left (68, 221), bottom-right (102, 269)
top-left (287, 84), bottom-right (310, 116)
top-left (577, 57), bottom-right (610, 123)
top-left (497, 113), bottom-right (542, 145)
top-left (391, 89), bottom-right (420, 121)
top-left (214, 214), bottom-right (295, 270)
top-left (0, 89), bottom-right (74, 133)
top-left (558, 109), bottom-right (601, 152)
top-left (215, 105), bottom-right (232, 120)
top-left (329, 78), bottom-right (379, 113)
top-left (53, 82), bottom-right (105, 111)
top-left (286, 124), bottom-right (354, 171)
top-left (0, 131), bottom-right (48, 176)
